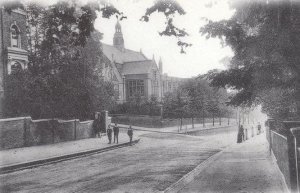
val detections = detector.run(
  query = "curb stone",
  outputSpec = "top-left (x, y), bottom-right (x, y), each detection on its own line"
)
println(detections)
top-left (0, 139), bottom-right (140, 175)
top-left (161, 150), bottom-right (223, 193)
top-left (156, 142), bottom-right (238, 193)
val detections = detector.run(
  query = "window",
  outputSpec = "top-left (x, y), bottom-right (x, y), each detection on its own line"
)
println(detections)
top-left (114, 84), bottom-right (120, 99)
top-left (9, 61), bottom-right (23, 74)
top-left (11, 25), bottom-right (20, 48)
top-left (127, 80), bottom-right (144, 97)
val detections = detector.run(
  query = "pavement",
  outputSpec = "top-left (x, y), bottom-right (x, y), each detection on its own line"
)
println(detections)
top-left (117, 121), bottom-right (237, 134)
top-left (177, 133), bottom-right (289, 193)
top-left (0, 132), bottom-right (138, 174)
top-left (0, 125), bottom-right (236, 193)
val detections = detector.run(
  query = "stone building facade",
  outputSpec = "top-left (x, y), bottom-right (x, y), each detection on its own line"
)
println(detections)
top-left (0, 7), bottom-right (29, 116)
top-left (101, 21), bottom-right (185, 103)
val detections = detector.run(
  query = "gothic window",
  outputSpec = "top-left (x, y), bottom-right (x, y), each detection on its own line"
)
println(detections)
top-left (127, 80), bottom-right (144, 97)
top-left (114, 84), bottom-right (120, 99)
top-left (9, 61), bottom-right (23, 74)
top-left (11, 25), bottom-right (21, 48)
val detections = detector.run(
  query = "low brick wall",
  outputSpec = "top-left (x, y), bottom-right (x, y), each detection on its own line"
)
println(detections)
top-left (76, 120), bottom-right (93, 140)
top-left (267, 119), bottom-right (300, 192)
top-left (111, 114), bottom-right (223, 128)
top-left (0, 112), bottom-right (109, 150)
top-left (0, 117), bottom-right (28, 149)
top-left (271, 131), bottom-right (291, 188)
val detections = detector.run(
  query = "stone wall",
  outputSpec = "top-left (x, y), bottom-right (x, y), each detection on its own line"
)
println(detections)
top-left (111, 114), bottom-right (223, 128)
top-left (0, 111), bottom-right (109, 150)
top-left (0, 117), bottom-right (27, 149)
top-left (270, 131), bottom-right (291, 189)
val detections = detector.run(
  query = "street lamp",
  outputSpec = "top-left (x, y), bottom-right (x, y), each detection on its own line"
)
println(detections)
top-left (122, 74), bottom-right (125, 102)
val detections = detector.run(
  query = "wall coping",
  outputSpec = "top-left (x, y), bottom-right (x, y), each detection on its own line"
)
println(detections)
top-left (58, 119), bottom-right (76, 123)
top-left (0, 117), bottom-right (31, 122)
top-left (31, 119), bottom-right (52, 123)
top-left (271, 130), bottom-right (288, 140)
top-left (79, 120), bottom-right (93, 124)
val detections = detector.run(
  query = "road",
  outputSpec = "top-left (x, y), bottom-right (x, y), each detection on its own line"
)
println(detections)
top-left (0, 125), bottom-right (238, 193)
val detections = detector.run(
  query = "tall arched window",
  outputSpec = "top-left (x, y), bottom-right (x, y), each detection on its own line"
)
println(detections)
top-left (11, 25), bottom-right (20, 48)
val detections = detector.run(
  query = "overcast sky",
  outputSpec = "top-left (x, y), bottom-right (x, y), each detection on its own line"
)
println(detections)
top-left (95, 0), bottom-right (235, 78)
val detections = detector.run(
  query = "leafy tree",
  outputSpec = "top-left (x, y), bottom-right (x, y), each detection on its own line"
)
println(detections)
top-left (141, 0), bottom-right (191, 53)
top-left (202, 0), bottom-right (300, 119)
top-left (3, 0), bottom-right (121, 120)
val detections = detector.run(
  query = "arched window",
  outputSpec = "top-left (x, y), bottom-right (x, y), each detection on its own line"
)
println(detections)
top-left (11, 25), bottom-right (20, 48)
top-left (8, 61), bottom-right (23, 74)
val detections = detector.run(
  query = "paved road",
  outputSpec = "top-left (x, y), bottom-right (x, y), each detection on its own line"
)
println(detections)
top-left (0, 126), bottom-right (238, 193)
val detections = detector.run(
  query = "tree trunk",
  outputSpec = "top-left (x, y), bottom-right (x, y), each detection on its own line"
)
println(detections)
top-left (180, 117), bottom-right (183, 130)
top-left (228, 117), bottom-right (230, 125)
top-left (213, 113), bottom-right (215, 126)
top-left (219, 113), bottom-right (221, 126)
top-left (192, 117), bottom-right (194, 129)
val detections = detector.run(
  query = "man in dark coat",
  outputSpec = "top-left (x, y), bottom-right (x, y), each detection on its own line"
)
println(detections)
top-left (127, 125), bottom-right (133, 145)
top-left (113, 123), bottom-right (119, 144)
top-left (237, 125), bottom-right (244, 143)
top-left (107, 124), bottom-right (113, 144)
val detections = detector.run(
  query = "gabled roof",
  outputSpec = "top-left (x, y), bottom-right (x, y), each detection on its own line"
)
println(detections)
top-left (122, 60), bottom-right (158, 75)
top-left (102, 44), bottom-right (147, 64)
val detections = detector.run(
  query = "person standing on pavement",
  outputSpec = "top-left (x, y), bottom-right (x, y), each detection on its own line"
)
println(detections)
top-left (107, 124), bottom-right (113, 144)
top-left (92, 113), bottom-right (101, 138)
top-left (237, 125), bottom-right (244, 143)
top-left (257, 122), bottom-right (262, 135)
top-left (113, 123), bottom-right (119, 144)
top-left (127, 125), bottom-right (133, 145)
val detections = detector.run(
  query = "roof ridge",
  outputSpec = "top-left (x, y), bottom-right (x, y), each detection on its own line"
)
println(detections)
top-left (123, 59), bottom-right (153, 64)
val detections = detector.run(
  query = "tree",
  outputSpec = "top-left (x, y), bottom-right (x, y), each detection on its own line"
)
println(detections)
top-left (3, 0), bottom-right (122, 119)
top-left (201, 0), bottom-right (300, 119)
top-left (141, 0), bottom-right (191, 53)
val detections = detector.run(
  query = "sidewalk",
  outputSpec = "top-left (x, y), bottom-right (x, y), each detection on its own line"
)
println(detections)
top-left (178, 133), bottom-right (289, 193)
top-left (117, 122), bottom-right (236, 134)
top-left (0, 132), bottom-right (137, 173)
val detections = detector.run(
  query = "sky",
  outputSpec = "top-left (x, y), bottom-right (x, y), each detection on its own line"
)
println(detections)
top-left (20, 0), bottom-right (236, 78)
top-left (95, 0), bottom-right (235, 78)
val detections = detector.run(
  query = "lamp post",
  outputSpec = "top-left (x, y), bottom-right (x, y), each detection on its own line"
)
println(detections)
top-left (122, 74), bottom-right (125, 103)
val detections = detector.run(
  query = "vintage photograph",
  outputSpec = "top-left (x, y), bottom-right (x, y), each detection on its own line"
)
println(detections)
top-left (0, 0), bottom-right (299, 192)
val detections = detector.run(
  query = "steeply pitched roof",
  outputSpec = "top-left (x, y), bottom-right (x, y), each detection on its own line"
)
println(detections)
top-left (122, 60), bottom-right (157, 75)
top-left (102, 44), bottom-right (147, 64)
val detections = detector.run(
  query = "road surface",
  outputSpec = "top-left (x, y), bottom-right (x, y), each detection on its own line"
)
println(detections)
top-left (0, 125), bottom-right (238, 193)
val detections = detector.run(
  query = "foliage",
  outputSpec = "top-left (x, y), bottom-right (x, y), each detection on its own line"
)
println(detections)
top-left (112, 95), bottom-right (160, 116)
top-left (201, 0), bottom-right (300, 119)
top-left (141, 0), bottom-right (191, 53)
top-left (3, 0), bottom-right (121, 120)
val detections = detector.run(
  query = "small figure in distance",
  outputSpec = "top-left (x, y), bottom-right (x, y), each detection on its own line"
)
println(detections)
top-left (113, 123), bottom-right (119, 144)
top-left (127, 125), bottom-right (133, 145)
top-left (237, 125), bottom-right (244, 143)
top-left (107, 124), bottom-right (113, 144)
top-left (257, 122), bottom-right (262, 135)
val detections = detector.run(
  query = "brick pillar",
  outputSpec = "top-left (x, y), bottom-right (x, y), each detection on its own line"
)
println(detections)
top-left (100, 110), bottom-right (108, 133)
top-left (23, 117), bottom-right (32, 147)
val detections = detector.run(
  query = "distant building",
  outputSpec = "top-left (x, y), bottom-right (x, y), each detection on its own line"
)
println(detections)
top-left (101, 21), bottom-right (186, 103)
top-left (0, 7), bottom-right (29, 116)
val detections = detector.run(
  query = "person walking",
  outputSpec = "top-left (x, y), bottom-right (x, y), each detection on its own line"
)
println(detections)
top-left (257, 122), bottom-right (262, 135)
top-left (107, 124), bottom-right (113, 144)
top-left (127, 125), bottom-right (133, 145)
top-left (92, 113), bottom-right (101, 138)
top-left (113, 123), bottom-right (119, 144)
top-left (251, 126), bottom-right (254, 138)
top-left (237, 125), bottom-right (244, 143)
